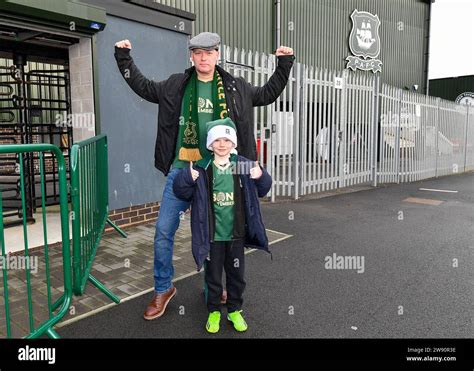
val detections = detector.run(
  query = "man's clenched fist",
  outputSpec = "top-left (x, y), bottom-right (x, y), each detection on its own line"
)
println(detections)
top-left (115, 39), bottom-right (132, 49)
top-left (275, 46), bottom-right (293, 56)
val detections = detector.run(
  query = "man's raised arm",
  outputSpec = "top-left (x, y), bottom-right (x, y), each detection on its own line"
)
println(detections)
top-left (249, 46), bottom-right (295, 107)
top-left (114, 39), bottom-right (164, 104)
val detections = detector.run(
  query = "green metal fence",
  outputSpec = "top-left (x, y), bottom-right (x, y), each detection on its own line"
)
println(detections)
top-left (1, 135), bottom-right (126, 338)
top-left (0, 144), bottom-right (72, 339)
top-left (69, 134), bottom-right (124, 302)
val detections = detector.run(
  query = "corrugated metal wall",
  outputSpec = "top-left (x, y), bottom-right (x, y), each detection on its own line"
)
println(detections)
top-left (154, 0), bottom-right (429, 91)
top-left (280, 0), bottom-right (429, 92)
top-left (155, 0), bottom-right (273, 53)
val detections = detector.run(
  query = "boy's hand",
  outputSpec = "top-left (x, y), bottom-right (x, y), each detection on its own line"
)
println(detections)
top-left (250, 161), bottom-right (263, 179)
top-left (190, 161), bottom-right (199, 182)
top-left (115, 39), bottom-right (132, 49)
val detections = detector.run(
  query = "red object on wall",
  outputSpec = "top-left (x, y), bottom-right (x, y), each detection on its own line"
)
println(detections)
top-left (256, 137), bottom-right (267, 165)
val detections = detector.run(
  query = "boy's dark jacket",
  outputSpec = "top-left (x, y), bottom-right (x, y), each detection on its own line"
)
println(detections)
top-left (173, 154), bottom-right (272, 271)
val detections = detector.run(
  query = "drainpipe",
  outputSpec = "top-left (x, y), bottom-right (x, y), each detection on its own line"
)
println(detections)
top-left (425, 0), bottom-right (435, 95)
top-left (275, 0), bottom-right (281, 50)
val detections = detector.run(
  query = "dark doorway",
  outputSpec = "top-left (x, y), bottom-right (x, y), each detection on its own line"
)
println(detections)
top-left (0, 28), bottom-right (77, 227)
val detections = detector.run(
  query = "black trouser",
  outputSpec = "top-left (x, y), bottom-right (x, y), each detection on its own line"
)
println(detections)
top-left (205, 239), bottom-right (246, 313)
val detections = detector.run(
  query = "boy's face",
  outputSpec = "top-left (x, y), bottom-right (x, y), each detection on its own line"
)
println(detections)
top-left (211, 138), bottom-right (234, 157)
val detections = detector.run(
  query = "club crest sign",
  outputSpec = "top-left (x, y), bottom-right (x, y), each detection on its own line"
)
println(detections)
top-left (346, 9), bottom-right (383, 73)
top-left (455, 92), bottom-right (474, 106)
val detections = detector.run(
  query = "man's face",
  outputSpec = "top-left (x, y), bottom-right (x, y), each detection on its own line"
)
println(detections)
top-left (191, 48), bottom-right (219, 74)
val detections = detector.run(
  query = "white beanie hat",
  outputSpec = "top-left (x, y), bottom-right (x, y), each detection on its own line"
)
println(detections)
top-left (206, 117), bottom-right (238, 150)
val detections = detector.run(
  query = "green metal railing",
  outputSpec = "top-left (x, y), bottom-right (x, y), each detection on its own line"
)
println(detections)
top-left (69, 134), bottom-right (124, 302)
top-left (0, 144), bottom-right (72, 339)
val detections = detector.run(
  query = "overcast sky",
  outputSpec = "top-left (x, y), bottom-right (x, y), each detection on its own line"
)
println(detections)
top-left (429, 0), bottom-right (474, 79)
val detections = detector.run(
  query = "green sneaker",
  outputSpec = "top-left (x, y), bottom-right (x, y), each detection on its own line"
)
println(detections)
top-left (206, 311), bottom-right (221, 333)
top-left (227, 310), bottom-right (248, 332)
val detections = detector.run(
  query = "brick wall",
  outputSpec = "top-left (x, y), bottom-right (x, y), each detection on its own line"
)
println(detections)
top-left (106, 201), bottom-right (160, 231)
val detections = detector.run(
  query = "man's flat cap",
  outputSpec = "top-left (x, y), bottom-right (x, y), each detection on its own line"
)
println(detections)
top-left (188, 32), bottom-right (221, 51)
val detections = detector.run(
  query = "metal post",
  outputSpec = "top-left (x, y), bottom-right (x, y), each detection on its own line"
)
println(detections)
top-left (463, 104), bottom-right (470, 172)
top-left (0, 193), bottom-right (12, 338)
top-left (371, 75), bottom-right (380, 187)
top-left (338, 70), bottom-right (348, 188)
top-left (435, 97), bottom-right (440, 177)
top-left (294, 62), bottom-right (301, 200)
top-left (395, 89), bottom-right (402, 184)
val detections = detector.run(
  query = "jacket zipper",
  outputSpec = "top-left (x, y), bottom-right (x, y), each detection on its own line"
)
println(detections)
top-left (232, 95), bottom-right (240, 119)
top-left (206, 166), bottom-right (215, 244)
top-left (225, 78), bottom-right (239, 120)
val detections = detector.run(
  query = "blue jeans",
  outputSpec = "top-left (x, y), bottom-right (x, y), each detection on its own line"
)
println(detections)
top-left (153, 168), bottom-right (191, 294)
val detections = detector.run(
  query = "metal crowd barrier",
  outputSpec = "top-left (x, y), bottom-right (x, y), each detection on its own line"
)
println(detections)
top-left (69, 134), bottom-right (125, 301)
top-left (0, 144), bottom-right (72, 338)
top-left (0, 135), bottom-right (125, 338)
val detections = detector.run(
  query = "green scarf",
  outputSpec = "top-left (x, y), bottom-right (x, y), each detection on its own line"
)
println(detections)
top-left (178, 69), bottom-right (228, 162)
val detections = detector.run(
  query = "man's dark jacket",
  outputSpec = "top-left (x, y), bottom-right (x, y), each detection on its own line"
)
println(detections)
top-left (114, 47), bottom-right (295, 175)
top-left (172, 154), bottom-right (272, 271)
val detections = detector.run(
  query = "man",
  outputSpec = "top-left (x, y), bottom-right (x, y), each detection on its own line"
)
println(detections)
top-left (114, 32), bottom-right (294, 320)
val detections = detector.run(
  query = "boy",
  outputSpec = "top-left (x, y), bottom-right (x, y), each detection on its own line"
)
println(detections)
top-left (173, 117), bottom-right (272, 333)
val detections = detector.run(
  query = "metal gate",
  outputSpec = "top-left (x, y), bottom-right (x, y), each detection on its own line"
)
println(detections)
top-left (221, 46), bottom-right (377, 201)
top-left (0, 55), bottom-right (72, 226)
top-left (221, 45), bottom-right (474, 201)
top-left (298, 67), bottom-right (376, 197)
top-left (378, 86), bottom-right (472, 183)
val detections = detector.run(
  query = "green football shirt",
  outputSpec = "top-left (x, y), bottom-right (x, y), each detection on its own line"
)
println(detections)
top-left (212, 159), bottom-right (235, 241)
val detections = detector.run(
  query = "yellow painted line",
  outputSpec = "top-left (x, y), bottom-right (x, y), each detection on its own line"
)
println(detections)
top-left (402, 197), bottom-right (444, 206)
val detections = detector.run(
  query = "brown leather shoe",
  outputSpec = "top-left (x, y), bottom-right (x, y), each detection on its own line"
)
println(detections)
top-left (143, 287), bottom-right (177, 320)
